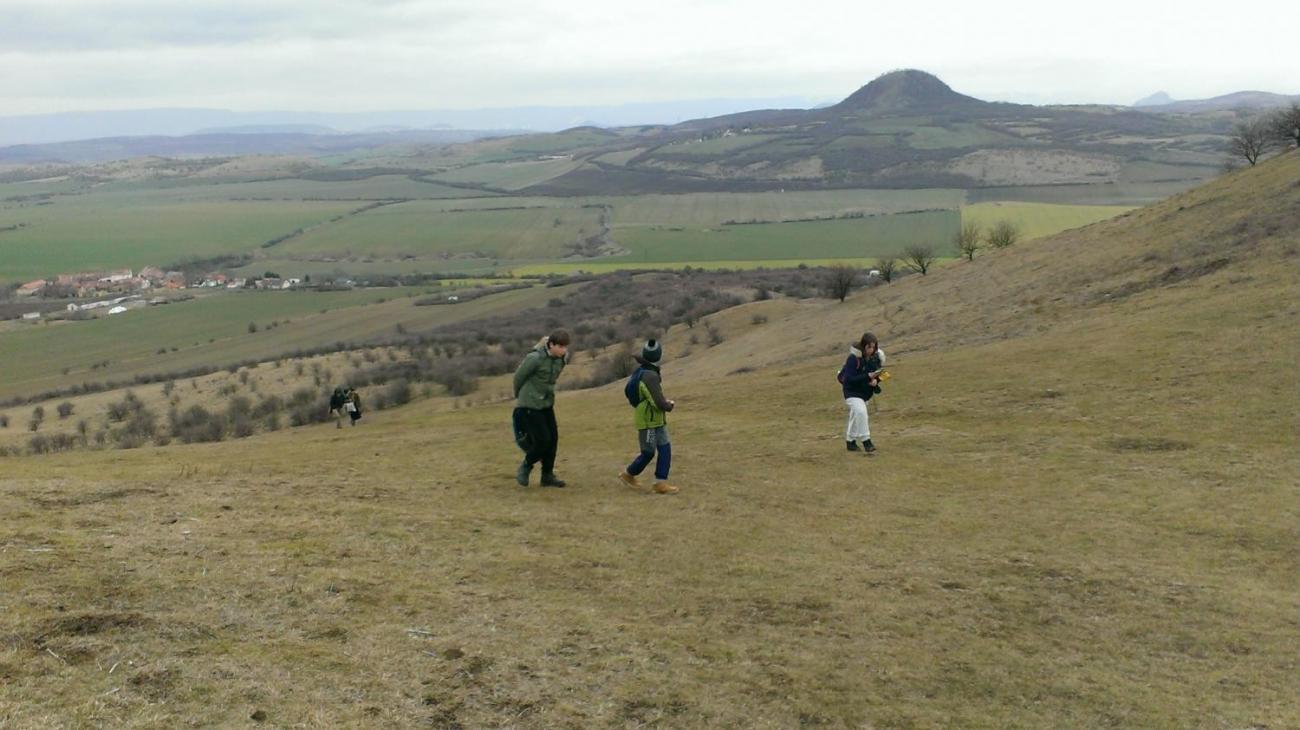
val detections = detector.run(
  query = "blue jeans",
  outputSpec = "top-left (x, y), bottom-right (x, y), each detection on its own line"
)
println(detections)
top-left (627, 425), bottom-right (672, 481)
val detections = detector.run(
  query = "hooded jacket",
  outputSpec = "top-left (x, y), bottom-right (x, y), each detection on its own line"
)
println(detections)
top-left (839, 345), bottom-right (884, 401)
top-left (513, 337), bottom-right (568, 410)
top-left (632, 354), bottom-right (673, 430)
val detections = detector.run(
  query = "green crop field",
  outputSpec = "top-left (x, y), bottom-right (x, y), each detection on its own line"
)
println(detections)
top-left (508, 257), bottom-right (922, 277)
top-left (0, 198), bottom-right (357, 282)
top-left (276, 203), bottom-right (605, 260)
top-left (156, 175), bottom-right (494, 201)
top-left (599, 189), bottom-right (964, 227)
top-left (592, 148), bottom-right (645, 166)
top-left (962, 202), bottom-right (1134, 241)
top-left (0, 284), bottom-right (564, 399)
top-left (654, 134), bottom-right (782, 156)
top-left (430, 158), bottom-right (588, 190)
top-left (966, 180), bottom-right (1199, 206)
top-left (503, 130), bottom-right (619, 154)
top-left (820, 135), bottom-right (899, 153)
top-left (904, 123), bottom-right (1024, 149)
top-left (607, 210), bottom-right (959, 263)
top-left (0, 178), bottom-right (90, 199)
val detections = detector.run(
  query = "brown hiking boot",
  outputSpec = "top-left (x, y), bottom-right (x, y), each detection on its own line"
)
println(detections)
top-left (652, 481), bottom-right (679, 495)
top-left (618, 471), bottom-right (641, 488)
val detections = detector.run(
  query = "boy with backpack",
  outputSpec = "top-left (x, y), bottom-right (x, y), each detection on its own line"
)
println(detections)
top-left (618, 339), bottom-right (679, 495)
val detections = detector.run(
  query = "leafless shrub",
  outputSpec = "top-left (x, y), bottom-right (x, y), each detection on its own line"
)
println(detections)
top-left (824, 264), bottom-right (860, 302)
top-left (956, 220), bottom-right (982, 261)
top-left (874, 258), bottom-right (898, 283)
top-left (1229, 117), bottom-right (1272, 166)
top-left (985, 220), bottom-right (1021, 249)
top-left (902, 244), bottom-right (938, 275)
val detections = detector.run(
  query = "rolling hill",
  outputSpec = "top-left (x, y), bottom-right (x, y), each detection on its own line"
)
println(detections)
top-left (424, 69), bottom-right (1242, 196)
top-left (0, 143), bottom-right (1294, 726)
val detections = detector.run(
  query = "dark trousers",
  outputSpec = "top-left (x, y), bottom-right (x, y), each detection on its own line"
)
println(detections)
top-left (518, 406), bottom-right (559, 473)
top-left (627, 426), bottom-right (671, 481)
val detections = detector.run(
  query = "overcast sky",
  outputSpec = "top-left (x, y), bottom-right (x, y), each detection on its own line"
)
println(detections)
top-left (2, 0), bottom-right (1293, 115)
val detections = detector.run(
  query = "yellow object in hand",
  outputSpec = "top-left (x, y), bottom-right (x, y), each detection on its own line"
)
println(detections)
top-left (879, 371), bottom-right (891, 381)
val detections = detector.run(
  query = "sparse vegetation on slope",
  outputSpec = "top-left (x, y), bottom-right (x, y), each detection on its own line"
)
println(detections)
top-left (0, 151), bottom-right (1295, 725)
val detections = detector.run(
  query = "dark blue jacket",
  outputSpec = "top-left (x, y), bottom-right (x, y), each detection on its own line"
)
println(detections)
top-left (839, 347), bottom-right (882, 401)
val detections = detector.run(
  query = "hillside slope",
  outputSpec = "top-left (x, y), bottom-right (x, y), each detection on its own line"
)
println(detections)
top-left (1, 154), bottom-right (1296, 726)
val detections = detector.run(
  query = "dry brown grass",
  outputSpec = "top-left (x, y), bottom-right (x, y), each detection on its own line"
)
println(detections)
top-left (0, 153), bottom-right (1297, 727)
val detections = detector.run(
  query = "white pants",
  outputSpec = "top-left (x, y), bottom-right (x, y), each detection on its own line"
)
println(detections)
top-left (844, 397), bottom-right (870, 441)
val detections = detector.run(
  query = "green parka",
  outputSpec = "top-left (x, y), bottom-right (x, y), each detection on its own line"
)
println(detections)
top-left (513, 340), bottom-right (567, 409)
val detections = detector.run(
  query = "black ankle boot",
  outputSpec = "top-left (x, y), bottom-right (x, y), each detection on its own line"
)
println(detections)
top-left (540, 472), bottom-right (566, 488)
top-left (516, 460), bottom-right (532, 486)
top-left (846, 440), bottom-right (859, 452)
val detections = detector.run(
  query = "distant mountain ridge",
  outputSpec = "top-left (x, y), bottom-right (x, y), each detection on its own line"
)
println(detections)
top-left (0, 129), bottom-right (517, 164)
top-left (1132, 90), bottom-right (1300, 112)
top-left (0, 97), bottom-right (816, 147)
top-left (518, 69), bottom-right (1238, 196)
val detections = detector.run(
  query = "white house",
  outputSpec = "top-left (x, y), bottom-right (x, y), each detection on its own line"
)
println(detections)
top-left (21, 311), bottom-right (41, 320)
top-left (107, 305), bottom-right (128, 315)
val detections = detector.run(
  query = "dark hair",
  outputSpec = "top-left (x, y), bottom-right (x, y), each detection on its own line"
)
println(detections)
top-left (857, 332), bottom-right (878, 353)
top-left (548, 329), bottom-right (571, 347)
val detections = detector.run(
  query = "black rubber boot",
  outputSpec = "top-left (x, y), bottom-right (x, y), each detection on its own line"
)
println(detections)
top-left (846, 440), bottom-right (859, 452)
top-left (863, 439), bottom-right (877, 454)
top-left (540, 472), bottom-right (567, 488)
top-left (516, 460), bottom-right (532, 486)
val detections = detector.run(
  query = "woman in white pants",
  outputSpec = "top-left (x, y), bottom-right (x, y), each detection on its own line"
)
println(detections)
top-left (837, 332), bottom-right (884, 453)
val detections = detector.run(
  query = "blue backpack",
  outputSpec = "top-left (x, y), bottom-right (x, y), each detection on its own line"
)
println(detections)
top-left (623, 367), bottom-right (645, 407)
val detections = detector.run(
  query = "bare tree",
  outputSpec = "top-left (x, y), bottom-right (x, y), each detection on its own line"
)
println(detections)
top-left (873, 257), bottom-right (898, 283)
top-left (1269, 102), bottom-right (1300, 149)
top-left (1229, 118), bottom-right (1271, 166)
top-left (955, 220), bottom-right (982, 261)
top-left (825, 264), bottom-right (860, 302)
top-left (902, 244), bottom-right (938, 276)
top-left (985, 220), bottom-right (1021, 249)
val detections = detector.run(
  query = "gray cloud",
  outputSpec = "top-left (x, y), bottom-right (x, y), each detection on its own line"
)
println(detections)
top-left (0, 0), bottom-right (1294, 115)
top-left (0, 0), bottom-right (483, 51)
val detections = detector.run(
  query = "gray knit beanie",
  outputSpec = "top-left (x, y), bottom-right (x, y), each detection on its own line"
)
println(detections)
top-left (641, 339), bottom-right (662, 363)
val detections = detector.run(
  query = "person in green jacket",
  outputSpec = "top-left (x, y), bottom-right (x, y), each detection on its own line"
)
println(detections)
top-left (618, 339), bottom-right (679, 495)
top-left (512, 329), bottom-right (571, 487)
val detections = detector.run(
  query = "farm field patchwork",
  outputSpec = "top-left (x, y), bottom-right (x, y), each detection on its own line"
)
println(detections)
top-left (143, 175), bottom-right (493, 201)
top-left (597, 188), bottom-right (965, 227)
top-left (0, 198), bottom-right (357, 281)
top-left (276, 203), bottom-right (606, 260)
top-left (606, 211), bottom-right (960, 263)
top-left (429, 158), bottom-right (588, 191)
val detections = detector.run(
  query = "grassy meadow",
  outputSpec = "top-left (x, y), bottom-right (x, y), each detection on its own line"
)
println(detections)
top-left (609, 211), bottom-right (959, 263)
top-left (0, 198), bottom-right (357, 281)
top-left (0, 152), bottom-right (1296, 726)
top-left (961, 201), bottom-right (1135, 241)
top-left (277, 203), bottom-right (606, 260)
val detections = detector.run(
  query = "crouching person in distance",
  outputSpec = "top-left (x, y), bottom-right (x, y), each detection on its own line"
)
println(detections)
top-left (619, 339), bottom-right (679, 495)
top-left (329, 386), bottom-right (348, 429)
top-left (838, 332), bottom-right (884, 454)
top-left (512, 329), bottom-right (571, 487)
